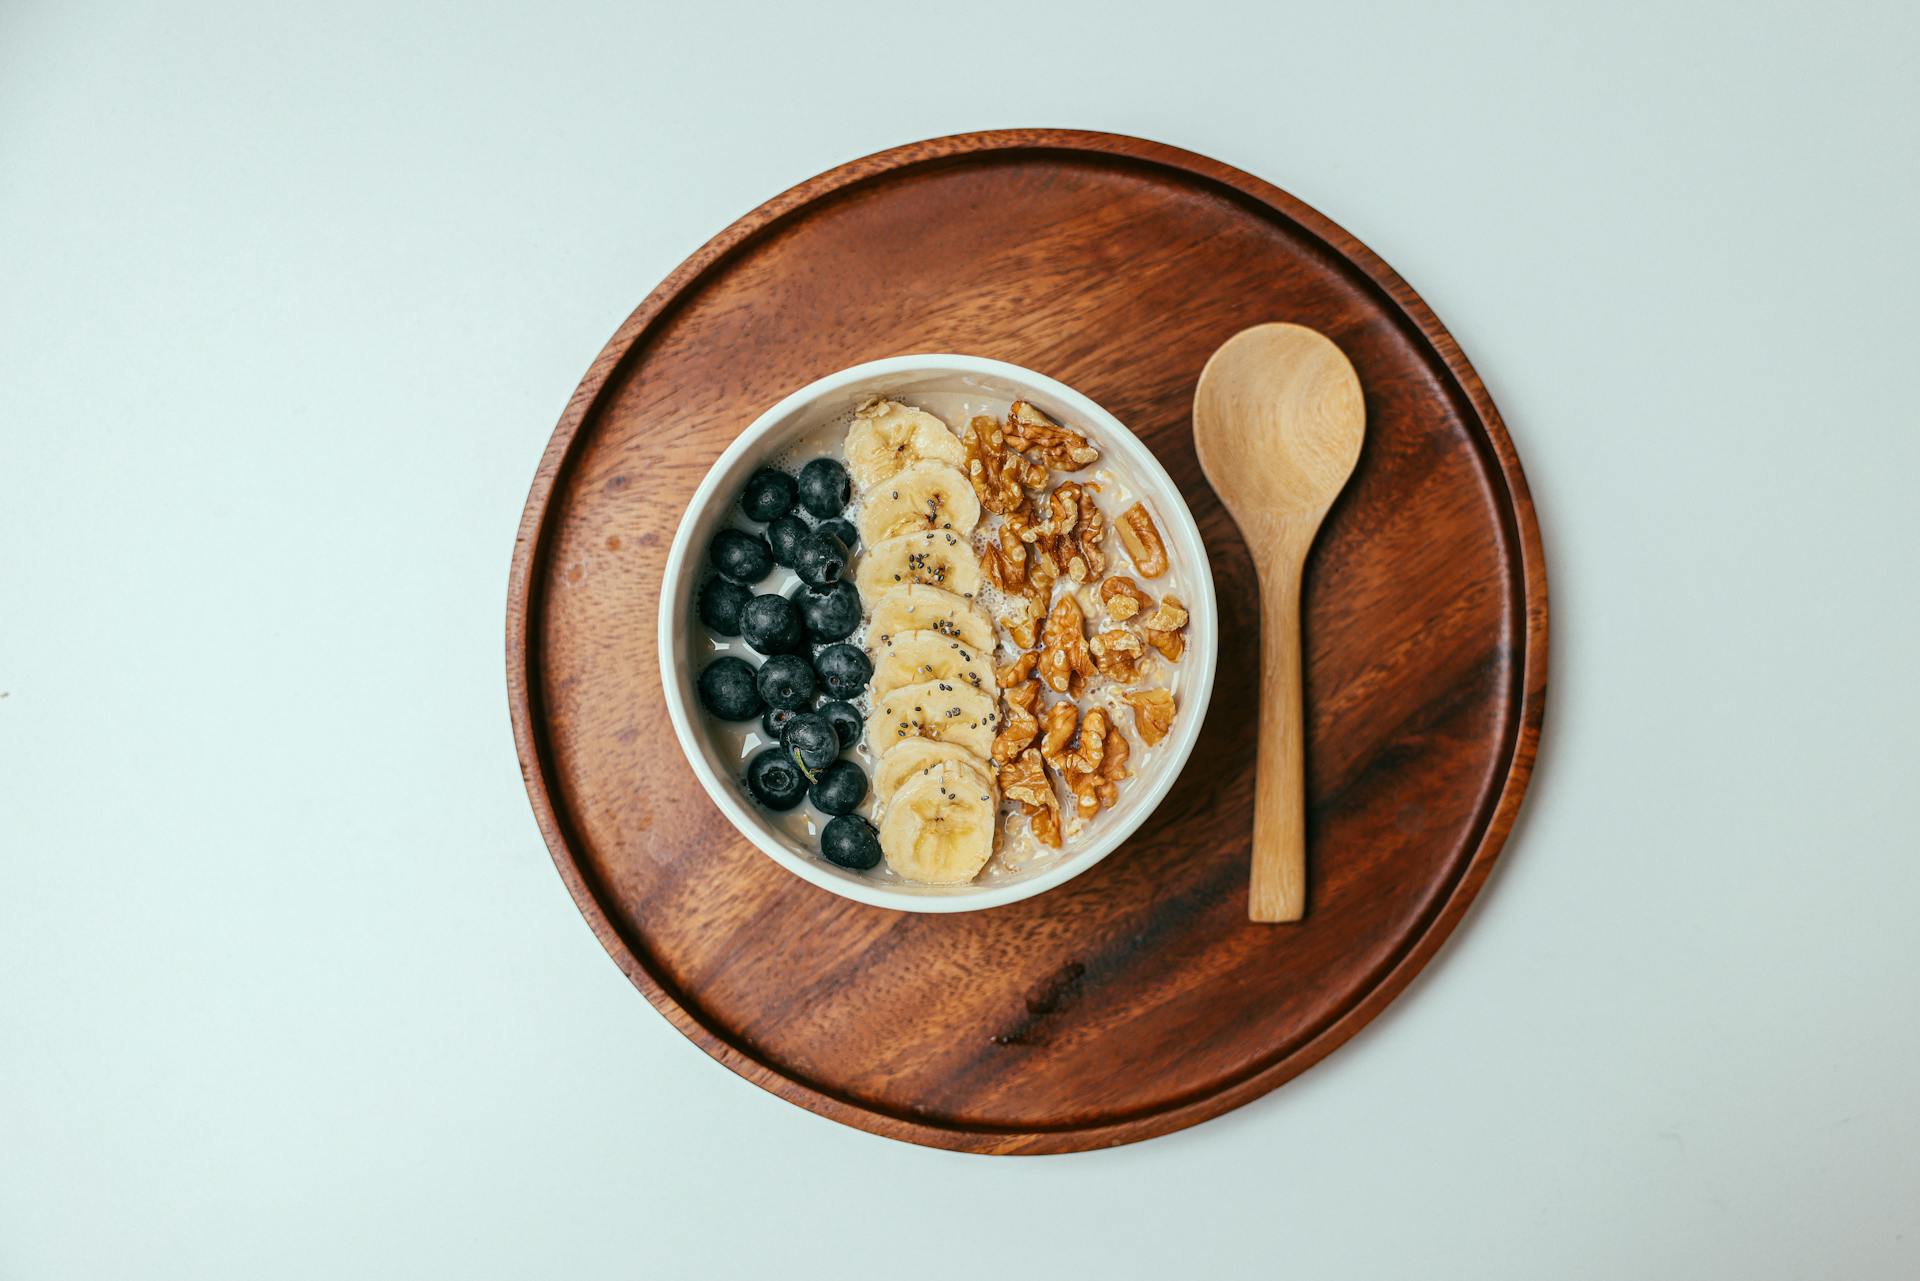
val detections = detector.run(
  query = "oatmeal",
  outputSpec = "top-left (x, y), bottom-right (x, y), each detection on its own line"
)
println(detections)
top-left (688, 390), bottom-right (1190, 885)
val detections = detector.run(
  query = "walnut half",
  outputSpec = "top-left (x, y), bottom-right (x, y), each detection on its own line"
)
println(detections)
top-left (1016, 485), bottom-right (1073, 588)
top-left (999, 744), bottom-right (1051, 810)
top-left (979, 522), bottom-right (1029, 593)
top-left (1022, 484), bottom-right (1079, 542)
top-left (1120, 688), bottom-right (1177, 746)
top-left (1088, 628), bottom-right (1145, 682)
top-left (964, 415), bottom-right (1045, 516)
top-left (992, 678), bottom-right (1041, 766)
top-left (1006, 599), bottom-right (1040, 651)
top-left (1055, 710), bottom-right (1130, 820)
top-left (1038, 700), bottom-right (1079, 772)
top-left (1053, 705), bottom-right (1108, 777)
top-left (1025, 799), bottom-right (1063, 849)
top-left (1098, 574), bottom-right (1151, 622)
top-left (1067, 484), bottom-right (1106, 582)
top-left (1000, 747), bottom-right (1064, 849)
top-left (1006, 401), bottom-right (1100, 471)
top-left (1116, 502), bottom-right (1170, 578)
top-left (1141, 594), bottom-right (1189, 662)
top-left (998, 505), bottom-right (1059, 616)
top-left (994, 648), bottom-right (1039, 687)
top-left (1102, 723), bottom-right (1131, 788)
top-left (1037, 594), bottom-right (1096, 697)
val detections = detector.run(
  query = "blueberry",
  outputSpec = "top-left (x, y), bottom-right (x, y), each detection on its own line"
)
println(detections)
top-left (797, 458), bottom-right (851, 519)
top-left (755, 653), bottom-right (816, 710)
top-left (697, 575), bottom-right (752, 635)
top-left (745, 746), bottom-right (807, 811)
top-left (741, 468), bottom-right (796, 522)
top-left (766, 514), bottom-right (809, 568)
top-left (814, 518), bottom-right (857, 554)
top-left (793, 582), bottom-right (860, 642)
top-left (781, 712), bottom-right (839, 780)
top-left (814, 643), bottom-right (872, 700)
top-left (761, 705), bottom-right (802, 740)
top-left (817, 699), bottom-right (862, 750)
top-left (820, 814), bottom-right (883, 870)
top-left (709, 528), bottom-right (773, 583)
top-left (696, 657), bottom-right (761, 721)
top-left (793, 531), bottom-right (847, 589)
top-left (809, 760), bottom-right (868, 815)
top-left (739, 593), bottom-right (807, 655)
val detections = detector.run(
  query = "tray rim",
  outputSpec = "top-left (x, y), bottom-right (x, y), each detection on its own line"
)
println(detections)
top-left (505, 128), bottom-right (1550, 1155)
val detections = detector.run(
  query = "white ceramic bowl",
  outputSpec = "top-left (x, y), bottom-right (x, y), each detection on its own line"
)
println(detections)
top-left (658, 355), bottom-right (1217, 912)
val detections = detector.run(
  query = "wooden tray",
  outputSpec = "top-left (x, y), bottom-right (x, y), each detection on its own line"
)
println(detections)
top-left (507, 130), bottom-right (1547, 1154)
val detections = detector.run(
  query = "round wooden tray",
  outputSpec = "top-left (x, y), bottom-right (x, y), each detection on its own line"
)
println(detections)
top-left (507, 130), bottom-right (1547, 1154)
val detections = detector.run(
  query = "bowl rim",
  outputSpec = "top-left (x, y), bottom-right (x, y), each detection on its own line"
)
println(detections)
top-left (657, 353), bottom-right (1218, 912)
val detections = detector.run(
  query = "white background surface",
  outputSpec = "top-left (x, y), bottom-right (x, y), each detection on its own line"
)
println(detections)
top-left (4, 2), bottom-right (1917, 1277)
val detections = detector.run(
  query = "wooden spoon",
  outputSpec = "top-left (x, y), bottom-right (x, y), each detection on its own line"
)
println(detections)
top-left (1193, 324), bottom-right (1365, 922)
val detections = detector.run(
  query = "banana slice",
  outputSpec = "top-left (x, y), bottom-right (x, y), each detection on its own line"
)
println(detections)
top-left (879, 760), bottom-right (998, 885)
top-left (873, 738), bottom-right (996, 801)
top-left (866, 584), bottom-right (995, 651)
top-left (845, 398), bottom-right (967, 490)
top-left (853, 529), bottom-right (982, 601)
top-left (870, 629), bottom-right (998, 702)
top-left (870, 680), bottom-right (998, 761)
top-left (855, 461), bottom-right (980, 544)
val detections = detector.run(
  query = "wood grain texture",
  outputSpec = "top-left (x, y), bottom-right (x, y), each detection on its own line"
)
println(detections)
top-left (1194, 324), bottom-right (1367, 921)
top-left (506, 130), bottom-right (1549, 1154)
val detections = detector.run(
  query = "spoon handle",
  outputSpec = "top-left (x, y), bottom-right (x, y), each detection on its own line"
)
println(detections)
top-left (1250, 559), bottom-right (1307, 921)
